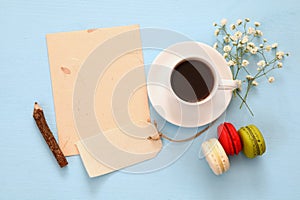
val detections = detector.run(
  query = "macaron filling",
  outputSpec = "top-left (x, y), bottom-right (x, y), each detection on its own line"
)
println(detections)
top-left (212, 145), bottom-right (225, 173)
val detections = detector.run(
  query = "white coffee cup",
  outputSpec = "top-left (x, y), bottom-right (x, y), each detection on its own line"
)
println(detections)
top-left (167, 45), bottom-right (238, 106)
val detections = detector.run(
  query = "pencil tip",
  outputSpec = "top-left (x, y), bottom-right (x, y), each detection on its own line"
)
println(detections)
top-left (34, 102), bottom-right (42, 110)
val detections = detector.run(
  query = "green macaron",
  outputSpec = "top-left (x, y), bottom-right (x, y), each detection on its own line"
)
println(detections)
top-left (238, 125), bottom-right (266, 158)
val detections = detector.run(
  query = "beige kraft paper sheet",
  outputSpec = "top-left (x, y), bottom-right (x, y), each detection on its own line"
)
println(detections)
top-left (46, 25), bottom-right (162, 177)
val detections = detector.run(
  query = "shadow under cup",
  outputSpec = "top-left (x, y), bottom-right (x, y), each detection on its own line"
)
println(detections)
top-left (170, 58), bottom-right (215, 104)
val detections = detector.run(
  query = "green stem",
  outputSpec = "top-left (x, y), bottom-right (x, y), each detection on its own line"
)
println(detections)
top-left (256, 66), bottom-right (276, 79)
top-left (236, 90), bottom-right (254, 116)
top-left (241, 66), bottom-right (250, 74)
top-left (230, 66), bottom-right (235, 77)
top-left (234, 66), bottom-right (241, 79)
top-left (240, 82), bottom-right (251, 108)
top-left (257, 50), bottom-right (268, 64)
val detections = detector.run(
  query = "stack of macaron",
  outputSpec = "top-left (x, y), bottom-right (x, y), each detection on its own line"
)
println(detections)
top-left (201, 123), bottom-right (266, 175)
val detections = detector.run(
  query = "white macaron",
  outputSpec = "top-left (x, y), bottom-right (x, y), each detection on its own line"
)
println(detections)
top-left (201, 138), bottom-right (230, 175)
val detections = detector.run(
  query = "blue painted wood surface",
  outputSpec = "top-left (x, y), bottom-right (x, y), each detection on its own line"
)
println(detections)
top-left (0, 0), bottom-right (299, 199)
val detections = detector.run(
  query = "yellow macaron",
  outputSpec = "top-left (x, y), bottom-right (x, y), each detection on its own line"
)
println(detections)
top-left (238, 124), bottom-right (266, 158)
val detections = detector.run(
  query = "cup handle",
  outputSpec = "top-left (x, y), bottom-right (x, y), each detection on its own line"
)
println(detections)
top-left (218, 79), bottom-right (239, 90)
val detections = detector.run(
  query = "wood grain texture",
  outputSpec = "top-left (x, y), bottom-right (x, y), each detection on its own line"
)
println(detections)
top-left (33, 102), bottom-right (68, 168)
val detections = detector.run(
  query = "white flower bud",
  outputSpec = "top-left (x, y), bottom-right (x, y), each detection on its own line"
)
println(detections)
top-left (252, 80), bottom-right (258, 86)
top-left (214, 29), bottom-right (220, 36)
top-left (255, 30), bottom-right (263, 36)
top-left (236, 19), bottom-right (243, 25)
top-left (257, 60), bottom-right (266, 67)
top-left (221, 18), bottom-right (228, 26)
top-left (241, 36), bottom-right (248, 44)
top-left (250, 47), bottom-right (258, 54)
top-left (265, 45), bottom-right (271, 52)
top-left (276, 51), bottom-right (285, 60)
top-left (223, 36), bottom-right (230, 43)
top-left (268, 77), bottom-right (275, 83)
top-left (213, 42), bottom-right (218, 49)
top-left (223, 45), bottom-right (232, 52)
top-left (248, 27), bottom-right (255, 34)
top-left (242, 59), bottom-right (249, 67)
top-left (246, 75), bottom-right (254, 80)
top-left (254, 22), bottom-right (261, 27)
top-left (236, 80), bottom-right (242, 91)
top-left (234, 31), bottom-right (243, 39)
top-left (227, 60), bottom-right (235, 66)
top-left (272, 43), bottom-right (278, 48)
top-left (230, 35), bottom-right (237, 41)
top-left (230, 24), bottom-right (236, 30)
top-left (237, 43), bottom-right (243, 49)
top-left (247, 42), bottom-right (255, 49)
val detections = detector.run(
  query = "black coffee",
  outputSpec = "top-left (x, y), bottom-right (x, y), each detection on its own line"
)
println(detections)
top-left (170, 59), bottom-right (214, 103)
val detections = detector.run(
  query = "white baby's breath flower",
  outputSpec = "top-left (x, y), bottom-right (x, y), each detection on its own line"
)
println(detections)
top-left (247, 42), bottom-right (255, 49)
top-left (265, 45), bottom-right (271, 52)
top-left (214, 29), bottom-right (220, 36)
top-left (236, 80), bottom-right (242, 91)
top-left (246, 75), bottom-right (254, 80)
top-left (268, 76), bottom-right (275, 83)
top-left (257, 67), bottom-right (261, 71)
top-left (247, 27), bottom-right (255, 34)
top-left (252, 80), bottom-right (258, 86)
top-left (255, 30), bottom-right (263, 36)
top-left (254, 22), bottom-right (261, 27)
top-left (245, 18), bottom-right (250, 22)
top-left (242, 59), bottom-right (249, 67)
top-left (223, 53), bottom-right (228, 58)
top-left (221, 18), bottom-right (228, 26)
top-left (236, 19), bottom-right (243, 25)
top-left (213, 42), bottom-right (218, 49)
top-left (223, 45), bottom-right (232, 52)
top-left (257, 60), bottom-right (266, 67)
top-left (230, 24), bottom-right (236, 30)
top-left (259, 31), bottom-right (263, 36)
top-left (277, 62), bottom-right (283, 68)
top-left (223, 36), bottom-right (230, 43)
top-left (272, 43), bottom-right (278, 48)
top-left (230, 35), bottom-right (237, 41)
top-left (259, 44), bottom-right (264, 48)
top-left (263, 38), bottom-right (267, 43)
top-left (234, 31), bottom-right (243, 39)
top-left (241, 36), bottom-right (249, 44)
top-left (276, 51), bottom-right (285, 60)
top-left (227, 60), bottom-right (235, 66)
top-left (213, 22), bottom-right (217, 26)
top-left (237, 43), bottom-right (244, 49)
top-left (250, 47), bottom-right (258, 54)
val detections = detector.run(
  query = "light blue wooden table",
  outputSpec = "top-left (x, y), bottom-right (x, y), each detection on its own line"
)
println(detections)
top-left (1, 0), bottom-right (299, 199)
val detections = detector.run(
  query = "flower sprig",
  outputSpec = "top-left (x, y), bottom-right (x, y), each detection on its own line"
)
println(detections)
top-left (212, 18), bottom-right (289, 116)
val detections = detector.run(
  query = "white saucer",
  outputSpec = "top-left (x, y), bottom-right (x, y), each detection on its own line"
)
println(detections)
top-left (147, 42), bottom-right (233, 127)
